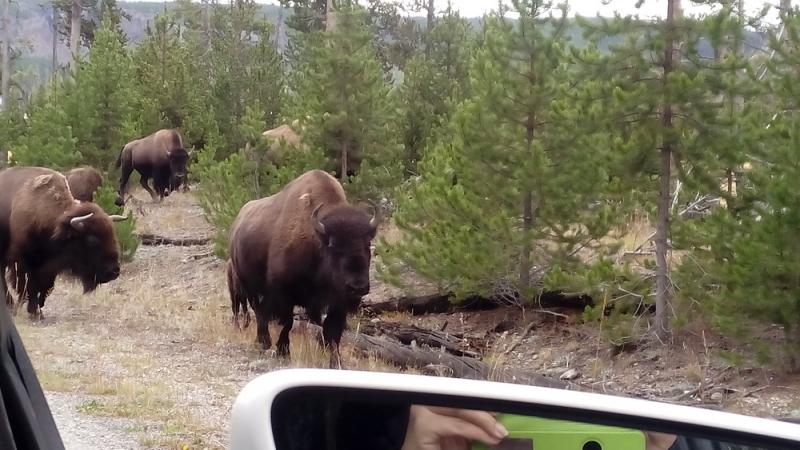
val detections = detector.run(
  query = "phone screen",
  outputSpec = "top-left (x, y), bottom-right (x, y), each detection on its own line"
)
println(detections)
top-left (489, 438), bottom-right (534, 450)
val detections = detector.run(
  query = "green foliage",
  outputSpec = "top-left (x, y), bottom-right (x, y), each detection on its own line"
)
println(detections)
top-left (378, 1), bottom-right (624, 304)
top-left (93, 184), bottom-right (140, 263)
top-left (10, 77), bottom-right (82, 170)
top-left (396, 6), bottom-right (475, 176)
top-left (131, 8), bottom-right (220, 151)
top-left (192, 103), bottom-right (325, 259)
top-left (674, 8), bottom-right (800, 372)
top-left (286, 3), bottom-right (404, 202)
top-left (76, 20), bottom-right (142, 171)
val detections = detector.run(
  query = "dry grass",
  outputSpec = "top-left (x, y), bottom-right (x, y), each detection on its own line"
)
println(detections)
top-left (10, 186), bottom-right (416, 449)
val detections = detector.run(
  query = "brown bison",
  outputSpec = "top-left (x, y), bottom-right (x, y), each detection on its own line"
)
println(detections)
top-left (0, 166), bottom-right (129, 320)
top-left (243, 119), bottom-right (307, 168)
top-left (115, 129), bottom-right (192, 203)
top-left (64, 166), bottom-right (125, 206)
top-left (227, 169), bottom-right (380, 369)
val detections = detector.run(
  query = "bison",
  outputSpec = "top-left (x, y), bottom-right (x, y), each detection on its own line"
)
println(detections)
top-left (0, 166), bottom-right (129, 320)
top-left (226, 169), bottom-right (380, 369)
top-left (64, 166), bottom-right (125, 206)
top-left (115, 129), bottom-right (192, 203)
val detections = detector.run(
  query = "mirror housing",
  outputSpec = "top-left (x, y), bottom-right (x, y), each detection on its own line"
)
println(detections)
top-left (229, 369), bottom-right (800, 450)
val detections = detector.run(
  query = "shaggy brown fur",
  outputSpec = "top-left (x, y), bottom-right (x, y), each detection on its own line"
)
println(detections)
top-left (115, 129), bottom-right (191, 203)
top-left (64, 166), bottom-right (124, 206)
top-left (227, 169), bottom-right (380, 369)
top-left (0, 166), bottom-right (129, 320)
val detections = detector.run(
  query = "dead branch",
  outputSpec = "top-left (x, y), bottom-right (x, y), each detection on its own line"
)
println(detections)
top-left (293, 320), bottom-right (576, 390)
top-left (358, 321), bottom-right (481, 358)
top-left (137, 233), bottom-right (211, 247)
top-left (182, 250), bottom-right (215, 262)
top-left (503, 320), bottom-right (537, 355)
top-left (362, 291), bottom-right (594, 317)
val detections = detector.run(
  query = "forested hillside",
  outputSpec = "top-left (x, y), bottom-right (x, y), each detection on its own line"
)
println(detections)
top-left (4, 1), bottom-right (800, 446)
top-left (5, 0), bottom-right (767, 86)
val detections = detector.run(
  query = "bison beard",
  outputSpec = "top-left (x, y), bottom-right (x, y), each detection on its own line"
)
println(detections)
top-left (227, 169), bottom-right (380, 369)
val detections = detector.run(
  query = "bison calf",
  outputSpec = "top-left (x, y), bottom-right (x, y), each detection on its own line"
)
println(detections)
top-left (227, 169), bottom-right (380, 369)
top-left (64, 166), bottom-right (125, 206)
top-left (0, 167), bottom-right (129, 320)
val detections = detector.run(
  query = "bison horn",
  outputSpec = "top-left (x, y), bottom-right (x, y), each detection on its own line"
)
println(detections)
top-left (367, 199), bottom-right (381, 229)
top-left (109, 214), bottom-right (129, 222)
top-left (311, 203), bottom-right (326, 235)
top-left (70, 212), bottom-right (94, 229)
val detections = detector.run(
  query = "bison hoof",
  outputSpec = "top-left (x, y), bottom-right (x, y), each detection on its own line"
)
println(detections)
top-left (28, 310), bottom-right (44, 322)
top-left (264, 349), bottom-right (277, 359)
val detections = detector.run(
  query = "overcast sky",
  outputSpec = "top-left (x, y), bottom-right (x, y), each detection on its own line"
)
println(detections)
top-left (444, 0), bottom-right (778, 21)
top-left (128, 0), bottom-right (784, 24)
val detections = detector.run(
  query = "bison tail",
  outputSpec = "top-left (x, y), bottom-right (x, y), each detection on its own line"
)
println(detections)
top-left (114, 150), bottom-right (123, 169)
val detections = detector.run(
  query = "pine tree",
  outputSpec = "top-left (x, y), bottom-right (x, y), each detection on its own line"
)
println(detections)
top-left (396, 4), bottom-right (474, 176)
top-left (674, 5), bottom-right (800, 371)
top-left (205, 0), bottom-right (285, 158)
top-left (9, 75), bottom-right (82, 170)
top-left (71, 17), bottom-right (141, 171)
top-left (132, 8), bottom-right (219, 150)
top-left (576, 1), bottom-right (763, 340)
top-left (286, 2), bottom-right (404, 201)
top-left (378, 0), bottom-right (622, 303)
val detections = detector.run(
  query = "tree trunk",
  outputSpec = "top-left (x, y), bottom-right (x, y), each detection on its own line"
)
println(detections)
top-left (69, 0), bottom-right (81, 71)
top-left (51, 5), bottom-right (58, 75)
top-left (0, 0), bottom-right (9, 170)
top-left (731, 0), bottom-right (746, 192)
top-left (341, 138), bottom-right (348, 183)
top-left (325, 0), bottom-right (337, 32)
top-left (1, 0), bottom-right (10, 109)
top-left (520, 50), bottom-right (537, 287)
top-left (654, 0), bottom-right (682, 341)
top-left (276, 4), bottom-right (285, 54)
top-left (424, 0), bottom-right (434, 59)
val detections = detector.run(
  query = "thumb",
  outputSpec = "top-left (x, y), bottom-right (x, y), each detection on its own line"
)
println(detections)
top-left (434, 414), bottom-right (505, 446)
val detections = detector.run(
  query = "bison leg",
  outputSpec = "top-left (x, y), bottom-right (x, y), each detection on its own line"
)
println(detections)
top-left (1, 263), bottom-right (13, 307)
top-left (275, 306), bottom-right (294, 358)
top-left (119, 164), bottom-right (133, 198)
top-left (139, 175), bottom-right (158, 201)
top-left (322, 310), bottom-right (347, 370)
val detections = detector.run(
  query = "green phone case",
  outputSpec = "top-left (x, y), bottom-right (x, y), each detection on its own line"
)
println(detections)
top-left (471, 414), bottom-right (646, 450)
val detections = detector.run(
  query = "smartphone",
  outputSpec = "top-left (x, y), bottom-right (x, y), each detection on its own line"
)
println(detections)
top-left (472, 414), bottom-right (646, 450)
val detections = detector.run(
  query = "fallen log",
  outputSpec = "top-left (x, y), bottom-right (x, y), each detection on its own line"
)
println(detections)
top-left (137, 233), bottom-right (211, 246)
top-left (291, 320), bottom-right (627, 397)
top-left (361, 290), bottom-right (594, 316)
top-left (358, 321), bottom-right (482, 359)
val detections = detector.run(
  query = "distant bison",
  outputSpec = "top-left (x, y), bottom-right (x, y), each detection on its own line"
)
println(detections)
top-left (64, 166), bottom-right (124, 206)
top-left (0, 166), bottom-right (129, 320)
top-left (227, 169), bottom-right (380, 369)
top-left (115, 129), bottom-right (191, 203)
top-left (243, 119), bottom-right (307, 169)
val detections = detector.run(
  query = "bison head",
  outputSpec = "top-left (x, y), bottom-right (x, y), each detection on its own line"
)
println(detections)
top-left (55, 203), bottom-right (129, 292)
top-left (311, 201), bottom-right (380, 302)
top-left (167, 147), bottom-right (191, 182)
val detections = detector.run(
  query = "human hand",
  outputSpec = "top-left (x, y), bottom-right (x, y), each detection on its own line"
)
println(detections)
top-left (644, 430), bottom-right (678, 450)
top-left (400, 405), bottom-right (509, 450)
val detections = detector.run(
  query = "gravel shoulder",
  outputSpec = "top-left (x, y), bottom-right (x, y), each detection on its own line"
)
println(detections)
top-left (46, 391), bottom-right (144, 450)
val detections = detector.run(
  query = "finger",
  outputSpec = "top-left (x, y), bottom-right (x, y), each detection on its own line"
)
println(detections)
top-left (430, 408), bottom-right (507, 440)
top-left (435, 414), bottom-right (505, 446)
